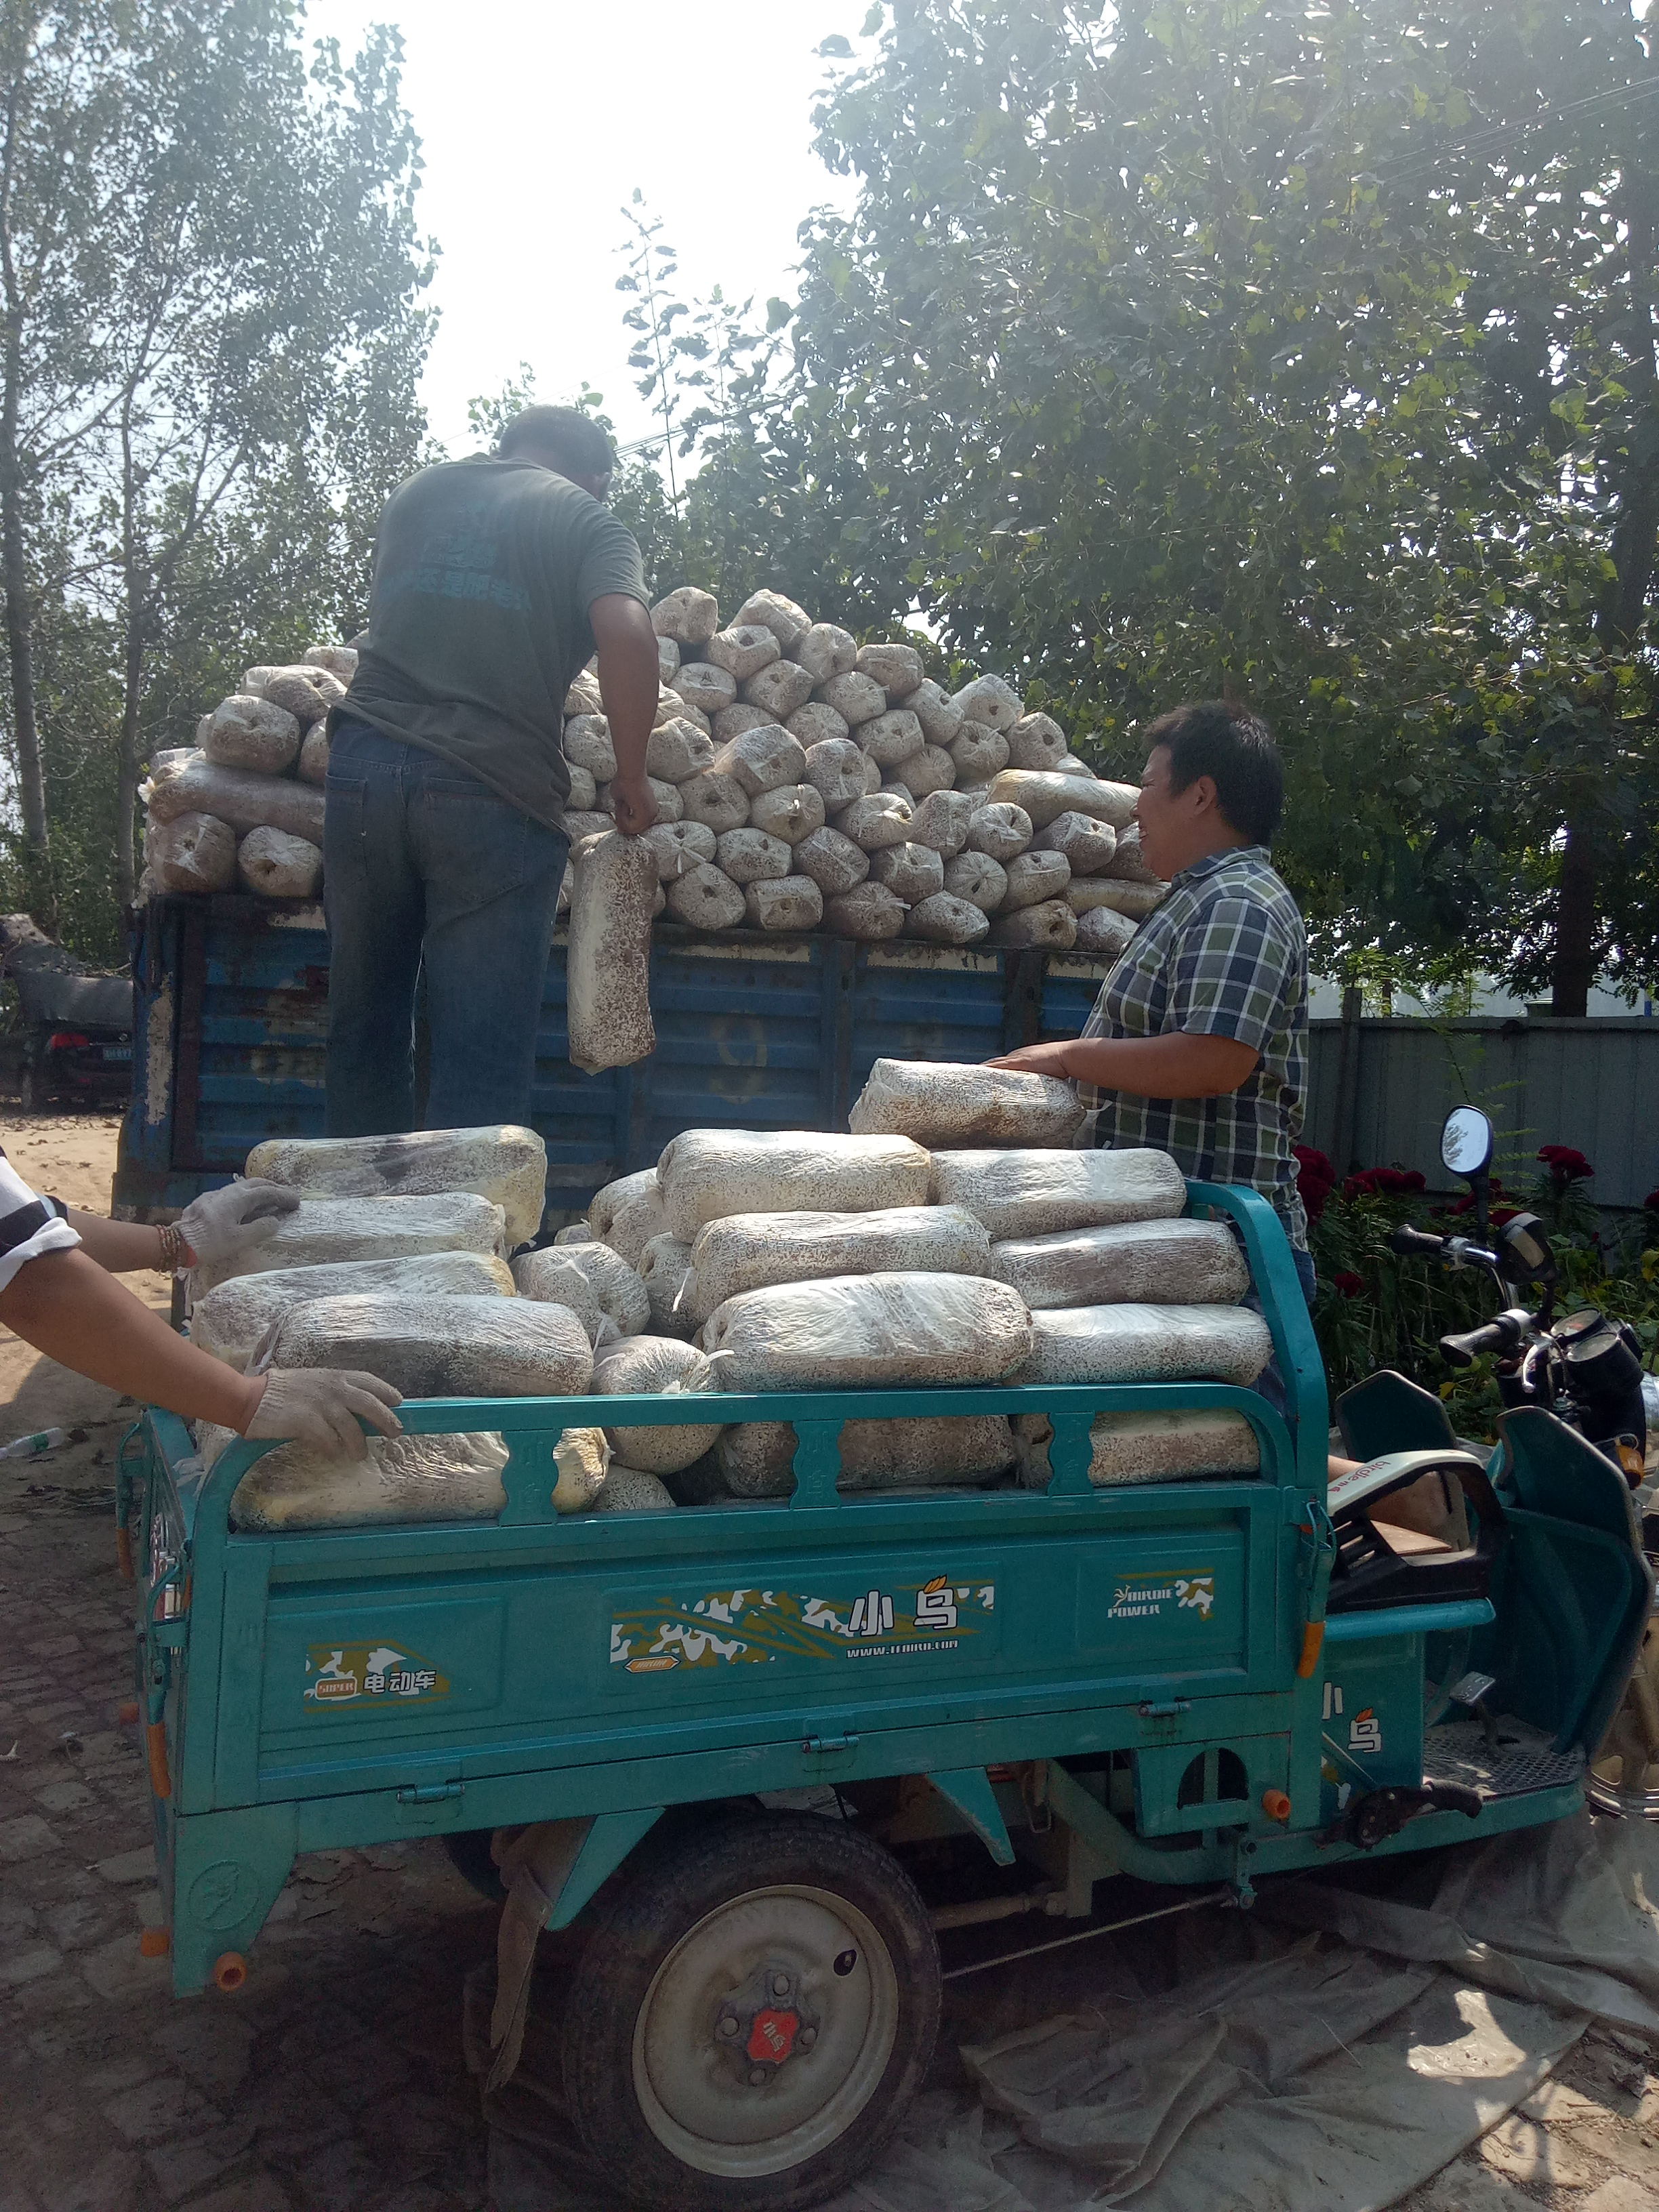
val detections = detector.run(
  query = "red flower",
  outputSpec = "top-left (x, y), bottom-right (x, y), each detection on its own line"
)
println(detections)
top-left (1538, 1145), bottom-right (1593, 1185)
top-left (1293, 1143), bottom-right (1335, 1221)
top-left (1342, 1166), bottom-right (1427, 1200)
top-left (1333, 1271), bottom-right (1366, 1297)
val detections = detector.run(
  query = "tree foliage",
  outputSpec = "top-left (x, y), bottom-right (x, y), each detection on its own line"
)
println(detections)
top-left (641, 0), bottom-right (1659, 1007)
top-left (0, 0), bottom-right (433, 953)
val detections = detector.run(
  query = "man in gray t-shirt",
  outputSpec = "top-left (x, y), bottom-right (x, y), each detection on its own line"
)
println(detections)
top-left (325, 405), bottom-right (660, 1149)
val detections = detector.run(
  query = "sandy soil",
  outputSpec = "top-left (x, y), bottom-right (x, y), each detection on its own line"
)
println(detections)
top-left (0, 1110), bottom-right (169, 1446)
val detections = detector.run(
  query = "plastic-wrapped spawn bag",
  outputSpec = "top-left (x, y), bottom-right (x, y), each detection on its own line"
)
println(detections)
top-left (700, 1272), bottom-right (1031, 1391)
top-left (991, 1218), bottom-right (1250, 1311)
top-left (1013, 1408), bottom-right (1261, 1489)
top-left (682, 1204), bottom-right (994, 1330)
top-left (638, 1234), bottom-right (696, 1337)
top-left (222, 1426), bottom-right (510, 1532)
top-left (848, 1059), bottom-right (1084, 1149)
top-left (191, 1250), bottom-right (516, 1370)
top-left (589, 1168), bottom-right (667, 1269)
top-left (1015, 1303), bottom-right (1273, 1387)
top-left (929, 1147), bottom-right (1185, 1240)
top-left (567, 830), bottom-right (657, 1075)
top-left (592, 1335), bottom-right (725, 1474)
top-left (191, 1191), bottom-right (508, 1293)
top-left (718, 1415), bottom-right (1017, 1498)
top-left (246, 1124), bottom-right (548, 1251)
top-left (658, 1128), bottom-right (931, 1242)
top-left (271, 1292), bottom-right (593, 1398)
top-left (146, 812), bottom-right (237, 895)
top-left (512, 1246), bottom-right (648, 1345)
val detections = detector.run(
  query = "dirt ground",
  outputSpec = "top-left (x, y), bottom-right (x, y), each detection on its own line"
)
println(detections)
top-left (5, 1110), bottom-right (1659, 2212)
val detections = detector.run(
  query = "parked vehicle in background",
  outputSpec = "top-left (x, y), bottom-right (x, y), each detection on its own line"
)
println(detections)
top-left (0, 914), bottom-right (134, 1111)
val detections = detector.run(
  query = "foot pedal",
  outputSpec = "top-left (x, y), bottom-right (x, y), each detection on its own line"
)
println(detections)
top-left (1330, 1782), bottom-right (1483, 1850)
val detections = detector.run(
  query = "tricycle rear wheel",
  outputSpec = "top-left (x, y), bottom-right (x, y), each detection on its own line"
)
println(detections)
top-left (558, 1809), bottom-right (939, 2212)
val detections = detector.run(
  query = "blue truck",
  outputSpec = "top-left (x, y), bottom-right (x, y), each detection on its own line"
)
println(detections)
top-left (115, 892), bottom-right (1109, 1222)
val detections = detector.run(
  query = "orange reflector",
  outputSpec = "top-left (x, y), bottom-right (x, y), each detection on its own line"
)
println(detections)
top-left (146, 1719), bottom-right (171, 1801)
top-left (1296, 1622), bottom-right (1326, 1679)
top-left (1261, 1789), bottom-right (1292, 1824)
top-left (117, 1699), bottom-right (139, 1726)
top-left (213, 1952), bottom-right (248, 1993)
top-left (115, 1525), bottom-right (134, 1582)
top-left (138, 1927), bottom-right (170, 1958)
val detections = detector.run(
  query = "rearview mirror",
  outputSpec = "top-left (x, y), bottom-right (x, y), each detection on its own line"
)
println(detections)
top-left (1441, 1106), bottom-right (1494, 1181)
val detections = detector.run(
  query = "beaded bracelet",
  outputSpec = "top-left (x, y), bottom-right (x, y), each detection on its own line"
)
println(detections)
top-left (155, 1221), bottom-right (188, 1274)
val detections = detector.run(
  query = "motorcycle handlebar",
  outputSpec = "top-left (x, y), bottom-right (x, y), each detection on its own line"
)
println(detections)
top-left (1389, 1227), bottom-right (1447, 1258)
top-left (1439, 1315), bottom-right (1525, 1369)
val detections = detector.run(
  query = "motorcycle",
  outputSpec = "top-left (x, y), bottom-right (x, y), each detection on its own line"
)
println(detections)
top-left (1343, 1105), bottom-right (1659, 1816)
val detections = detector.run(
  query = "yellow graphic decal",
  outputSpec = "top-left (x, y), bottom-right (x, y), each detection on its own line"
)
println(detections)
top-left (609, 1577), bottom-right (996, 1674)
top-left (304, 1641), bottom-right (449, 1707)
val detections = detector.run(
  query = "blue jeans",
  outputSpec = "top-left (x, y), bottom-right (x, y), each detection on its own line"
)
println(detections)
top-left (323, 718), bottom-right (567, 1138)
top-left (1248, 1244), bottom-right (1319, 1420)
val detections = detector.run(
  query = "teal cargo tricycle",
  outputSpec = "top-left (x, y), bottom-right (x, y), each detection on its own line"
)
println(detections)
top-left (119, 1160), bottom-right (1652, 2211)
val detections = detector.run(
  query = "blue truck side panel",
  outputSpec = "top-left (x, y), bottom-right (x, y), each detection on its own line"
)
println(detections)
top-left (117, 895), bottom-right (1111, 1218)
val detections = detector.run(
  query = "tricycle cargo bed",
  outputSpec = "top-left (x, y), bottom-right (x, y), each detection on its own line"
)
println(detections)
top-left (116, 893), bottom-right (1111, 1218)
top-left (123, 1180), bottom-right (1624, 2013)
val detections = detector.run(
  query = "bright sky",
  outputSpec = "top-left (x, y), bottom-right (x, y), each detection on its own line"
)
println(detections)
top-left (303, 0), bottom-right (867, 459)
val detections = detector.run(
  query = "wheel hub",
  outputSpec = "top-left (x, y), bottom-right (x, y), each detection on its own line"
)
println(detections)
top-left (631, 1883), bottom-right (901, 2176)
top-left (713, 1962), bottom-right (819, 2079)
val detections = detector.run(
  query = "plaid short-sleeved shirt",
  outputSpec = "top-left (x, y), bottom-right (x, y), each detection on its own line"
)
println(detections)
top-left (1076, 846), bottom-right (1309, 1248)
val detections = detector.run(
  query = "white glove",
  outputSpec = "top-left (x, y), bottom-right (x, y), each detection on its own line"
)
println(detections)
top-left (243, 1368), bottom-right (404, 1459)
top-left (179, 1179), bottom-right (301, 1270)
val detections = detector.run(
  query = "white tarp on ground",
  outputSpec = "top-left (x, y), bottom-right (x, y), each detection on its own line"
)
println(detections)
top-left (470, 1811), bottom-right (1659, 2212)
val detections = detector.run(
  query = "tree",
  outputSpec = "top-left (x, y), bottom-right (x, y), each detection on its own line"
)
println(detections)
top-left (655, 0), bottom-right (1659, 1006)
top-left (0, 1), bottom-right (433, 926)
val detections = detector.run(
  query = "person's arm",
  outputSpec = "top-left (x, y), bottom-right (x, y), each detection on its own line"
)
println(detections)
top-left (1, 1246), bottom-right (264, 1427)
top-left (0, 1248), bottom-right (403, 1452)
top-left (590, 592), bottom-right (661, 836)
top-left (988, 1031), bottom-right (1260, 1097)
top-left (58, 1179), bottom-right (300, 1276)
top-left (60, 1210), bottom-right (171, 1272)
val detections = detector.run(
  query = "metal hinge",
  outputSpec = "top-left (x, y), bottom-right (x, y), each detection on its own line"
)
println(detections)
top-left (1139, 1700), bottom-right (1192, 1719)
top-left (396, 1780), bottom-right (465, 1805)
top-left (802, 1732), bottom-right (859, 1756)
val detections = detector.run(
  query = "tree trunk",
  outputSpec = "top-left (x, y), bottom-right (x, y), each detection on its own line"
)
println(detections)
top-left (0, 43), bottom-right (47, 901)
top-left (115, 576), bottom-right (146, 909)
top-left (0, 356), bottom-right (47, 869)
top-left (1551, 820), bottom-right (1597, 1017)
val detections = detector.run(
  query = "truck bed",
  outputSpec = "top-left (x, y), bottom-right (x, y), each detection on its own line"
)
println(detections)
top-left (117, 895), bottom-right (1113, 1218)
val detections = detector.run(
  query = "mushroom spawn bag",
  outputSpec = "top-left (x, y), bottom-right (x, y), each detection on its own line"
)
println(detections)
top-left (245, 1124), bottom-right (548, 1250)
top-left (699, 1271), bottom-right (1031, 1390)
top-left (682, 1203), bottom-right (994, 1330)
top-left (190, 1191), bottom-right (508, 1292)
top-left (718, 1414), bottom-right (1017, 1497)
top-left (591, 1335), bottom-right (725, 1474)
top-left (271, 1291), bottom-right (593, 1398)
top-left (991, 1218), bottom-right (1250, 1311)
top-left (848, 1058), bottom-right (1085, 1149)
top-left (1015, 1303), bottom-right (1273, 1387)
top-left (928, 1146), bottom-right (1186, 1240)
top-left (218, 1427), bottom-right (511, 1532)
top-left (190, 1250), bottom-right (516, 1371)
top-left (1013, 1408), bottom-right (1261, 1488)
top-left (657, 1128), bottom-right (931, 1242)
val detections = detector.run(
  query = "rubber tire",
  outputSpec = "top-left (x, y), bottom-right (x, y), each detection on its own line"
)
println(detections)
top-left (558, 1811), bottom-right (940, 2212)
top-left (441, 1828), bottom-right (506, 1901)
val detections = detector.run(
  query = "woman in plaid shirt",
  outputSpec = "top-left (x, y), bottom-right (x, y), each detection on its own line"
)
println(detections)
top-left (990, 701), bottom-right (1311, 1302)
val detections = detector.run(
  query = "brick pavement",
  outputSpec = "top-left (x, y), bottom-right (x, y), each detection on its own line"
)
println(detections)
top-left (0, 1410), bottom-right (495, 2212)
top-left (11, 1408), bottom-right (1659, 2212)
